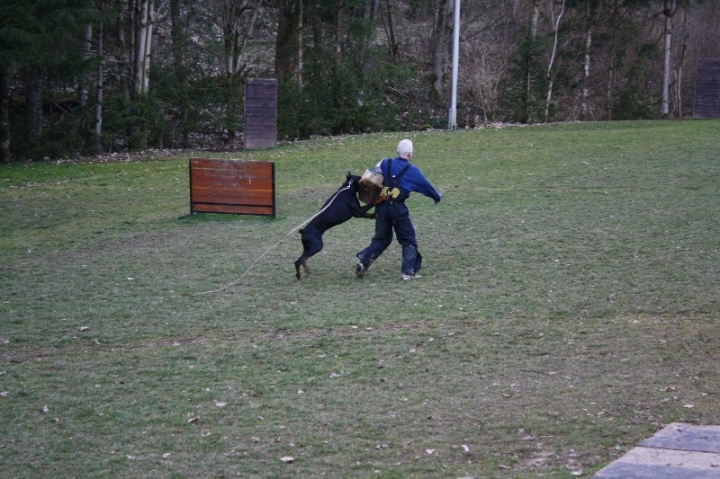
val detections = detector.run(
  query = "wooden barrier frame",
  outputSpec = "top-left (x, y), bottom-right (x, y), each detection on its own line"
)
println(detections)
top-left (189, 158), bottom-right (276, 217)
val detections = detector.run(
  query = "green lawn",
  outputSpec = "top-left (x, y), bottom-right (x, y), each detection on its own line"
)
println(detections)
top-left (1, 120), bottom-right (719, 478)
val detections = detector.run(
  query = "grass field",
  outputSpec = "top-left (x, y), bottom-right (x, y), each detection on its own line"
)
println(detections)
top-left (1, 120), bottom-right (719, 478)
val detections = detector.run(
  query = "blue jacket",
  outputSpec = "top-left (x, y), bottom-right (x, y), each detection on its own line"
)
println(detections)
top-left (379, 157), bottom-right (442, 203)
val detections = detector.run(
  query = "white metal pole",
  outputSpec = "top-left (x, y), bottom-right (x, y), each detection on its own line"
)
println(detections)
top-left (448, 0), bottom-right (460, 130)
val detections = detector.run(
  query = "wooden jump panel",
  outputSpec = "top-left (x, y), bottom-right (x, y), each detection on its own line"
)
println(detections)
top-left (189, 158), bottom-right (275, 217)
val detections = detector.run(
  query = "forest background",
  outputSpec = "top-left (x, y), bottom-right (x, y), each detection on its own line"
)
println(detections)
top-left (1, 0), bottom-right (719, 163)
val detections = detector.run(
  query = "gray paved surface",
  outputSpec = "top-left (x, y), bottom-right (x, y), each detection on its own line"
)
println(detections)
top-left (594, 423), bottom-right (720, 478)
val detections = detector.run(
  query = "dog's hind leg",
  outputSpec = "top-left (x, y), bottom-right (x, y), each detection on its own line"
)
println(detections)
top-left (295, 233), bottom-right (309, 280)
top-left (301, 259), bottom-right (311, 277)
top-left (294, 256), bottom-right (308, 280)
top-left (295, 231), bottom-right (323, 280)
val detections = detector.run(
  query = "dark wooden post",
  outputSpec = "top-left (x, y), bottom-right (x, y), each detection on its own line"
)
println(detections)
top-left (693, 59), bottom-right (720, 118)
top-left (244, 78), bottom-right (278, 149)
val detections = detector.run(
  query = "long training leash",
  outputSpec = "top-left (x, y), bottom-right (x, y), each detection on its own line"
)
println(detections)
top-left (191, 182), bottom-right (354, 296)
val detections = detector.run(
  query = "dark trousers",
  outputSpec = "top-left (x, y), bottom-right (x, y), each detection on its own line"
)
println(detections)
top-left (357, 202), bottom-right (423, 275)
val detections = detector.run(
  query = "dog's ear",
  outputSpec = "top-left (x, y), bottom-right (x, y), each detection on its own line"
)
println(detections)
top-left (346, 171), bottom-right (353, 181)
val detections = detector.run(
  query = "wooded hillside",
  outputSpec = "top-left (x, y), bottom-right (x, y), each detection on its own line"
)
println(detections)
top-left (1, 0), bottom-right (718, 162)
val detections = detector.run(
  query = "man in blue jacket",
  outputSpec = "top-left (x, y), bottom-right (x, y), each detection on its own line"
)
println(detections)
top-left (356, 139), bottom-right (442, 281)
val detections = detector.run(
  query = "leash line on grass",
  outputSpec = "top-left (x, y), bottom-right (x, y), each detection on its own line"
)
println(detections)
top-left (191, 185), bottom-right (352, 296)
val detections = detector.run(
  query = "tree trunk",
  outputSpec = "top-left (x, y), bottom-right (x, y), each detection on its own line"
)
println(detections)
top-left (430, 0), bottom-right (453, 100)
top-left (221, 0), bottom-right (264, 140)
top-left (523, 0), bottom-right (540, 123)
top-left (511, 0), bottom-right (521, 19)
top-left (606, 0), bottom-right (618, 120)
top-left (581, 0), bottom-right (599, 121)
top-left (128, 0), bottom-right (155, 150)
top-left (673, 9), bottom-right (688, 117)
top-left (80, 24), bottom-right (93, 109)
top-left (0, 67), bottom-right (10, 164)
top-left (296, 0), bottom-right (303, 85)
top-left (144, 0), bottom-right (154, 92)
top-left (369, 0), bottom-right (379, 21)
top-left (384, 0), bottom-right (399, 63)
top-left (117, 2), bottom-right (131, 104)
top-left (661, 0), bottom-right (677, 118)
top-left (335, 0), bottom-right (343, 65)
top-left (581, 23), bottom-right (592, 120)
top-left (222, 0), bottom-right (239, 140)
top-left (134, 0), bottom-right (150, 94)
top-left (171, 0), bottom-right (190, 148)
top-left (94, 23), bottom-right (104, 153)
top-left (530, 0), bottom-right (540, 38)
top-left (275, 0), bottom-right (303, 83)
top-left (544, 0), bottom-right (566, 122)
top-left (25, 73), bottom-right (43, 141)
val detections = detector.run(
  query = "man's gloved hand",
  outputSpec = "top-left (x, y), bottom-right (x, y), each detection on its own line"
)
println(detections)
top-left (374, 194), bottom-right (390, 205)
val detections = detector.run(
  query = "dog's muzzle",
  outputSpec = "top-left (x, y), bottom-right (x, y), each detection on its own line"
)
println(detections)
top-left (358, 169), bottom-right (383, 204)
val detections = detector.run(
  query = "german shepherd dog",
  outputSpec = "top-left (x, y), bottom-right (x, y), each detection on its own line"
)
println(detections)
top-left (294, 173), bottom-right (383, 280)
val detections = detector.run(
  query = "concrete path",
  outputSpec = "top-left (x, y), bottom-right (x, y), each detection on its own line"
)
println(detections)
top-left (593, 423), bottom-right (720, 478)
